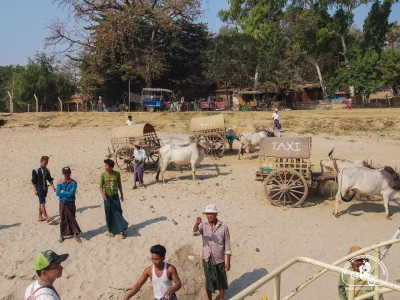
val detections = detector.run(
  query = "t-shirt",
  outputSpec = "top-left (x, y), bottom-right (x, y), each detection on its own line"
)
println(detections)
top-left (100, 171), bottom-right (121, 196)
top-left (126, 119), bottom-right (135, 125)
top-left (25, 280), bottom-right (60, 300)
top-left (272, 112), bottom-right (279, 120)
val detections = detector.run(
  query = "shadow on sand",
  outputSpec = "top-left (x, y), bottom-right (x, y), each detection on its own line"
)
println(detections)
top-left (223, 268), bottom-right (269, 299)
top-left (0, 223), bottom-right (21, 230)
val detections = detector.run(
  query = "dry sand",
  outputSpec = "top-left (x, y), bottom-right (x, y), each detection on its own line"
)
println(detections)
top-left (1, 111), bottom-right (400, 299)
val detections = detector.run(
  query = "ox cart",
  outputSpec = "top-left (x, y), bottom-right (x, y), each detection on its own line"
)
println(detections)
top-left (256, 137), bottom-right (336, 207)
top-left (191, 114), bottom-right (226, 157)
top-left (109, 123), bottom-right (161, 171)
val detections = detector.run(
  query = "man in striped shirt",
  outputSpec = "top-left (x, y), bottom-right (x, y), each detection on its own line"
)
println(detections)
top-left (193, 204), bottom-right (231, 300)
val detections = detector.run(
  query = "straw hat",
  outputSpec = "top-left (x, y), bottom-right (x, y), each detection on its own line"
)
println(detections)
top-left (203, 204), bottom-right (218, 214)
top-left (274, 108), bottom-right (278, 112)
top-left (348, 246), bottom-right (361, 255)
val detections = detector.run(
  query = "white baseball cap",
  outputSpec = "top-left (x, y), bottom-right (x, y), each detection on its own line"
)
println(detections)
top-left (203, 204), bottom-right (218, 214)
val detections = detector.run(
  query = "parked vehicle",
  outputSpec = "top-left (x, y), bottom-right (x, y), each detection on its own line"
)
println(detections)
top-left (141, 88), bottom-right (174, 112)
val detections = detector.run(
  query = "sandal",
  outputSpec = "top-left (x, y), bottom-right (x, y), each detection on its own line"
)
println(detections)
top-left (120, 232), bottom-right (126, 239)
top-left (75, 237), bottom-right (82, 243)
top-left (107, 232), bottom-right (115, 238)
top-left (46, 217), bottom-right (55, 223)
top-left (59, 237), bottom-right (64, 243)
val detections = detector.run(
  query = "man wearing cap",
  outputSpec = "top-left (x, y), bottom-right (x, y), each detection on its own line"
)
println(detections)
top-left (25, 250), bottom-right (68, 300)
top-left (133, 141), bottom-right (146, 189)
top-left (56, 167), bottom-right (82, 243)
top-left (338, 246), bottom-right (384, 300)
top-left (193, 204), bottom-right (231, 300)
top-left (100, 159), bottom-right (128, 239)
top-left (32, 156), bottom-right (56, 222)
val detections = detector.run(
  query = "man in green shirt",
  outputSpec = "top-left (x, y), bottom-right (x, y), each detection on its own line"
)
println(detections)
top-left (100, 159), bottom-right (128, 239)
top-left (338, 246), bottom-right (383, 300)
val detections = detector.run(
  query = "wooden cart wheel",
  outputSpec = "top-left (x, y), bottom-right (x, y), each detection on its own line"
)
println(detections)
top-left (205, 135), bottom-right (226, 157)
top-left (147, 106), bottom-right (155, 112)
top-left (144, 150), bottom-right (160, 168)
top-left (264, 168), bottom-right (308, 207)
top-left (114, 144), bottom-right (134, 171)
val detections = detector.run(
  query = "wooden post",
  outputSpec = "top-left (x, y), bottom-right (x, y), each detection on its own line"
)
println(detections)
top-left (58, 97), bottom-right (63, 112)
top-left (7, 91), bottom-right (13, 113)
top-left (76, 102), bottom-right (79, 112)
top-left (28, 104), bottom-right (30, 112)
top-left (34, 94), bottom-right (39, 112)
top-left (128, 79), bottom-right (131, 112)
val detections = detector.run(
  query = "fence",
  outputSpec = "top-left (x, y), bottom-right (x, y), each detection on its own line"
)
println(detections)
top-left (229, 238), bottom-right (400, 300)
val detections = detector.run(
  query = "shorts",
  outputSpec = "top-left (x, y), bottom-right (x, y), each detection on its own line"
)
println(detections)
top-left (155, 293), bottom-right (177, 300)
top-left (38, 190), bottom-right (48, 205)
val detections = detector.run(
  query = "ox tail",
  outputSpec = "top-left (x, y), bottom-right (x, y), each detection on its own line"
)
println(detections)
top-left (338, 169), bottom-right (356, 202)
top-left (155, 152), bottom-right (161, 181)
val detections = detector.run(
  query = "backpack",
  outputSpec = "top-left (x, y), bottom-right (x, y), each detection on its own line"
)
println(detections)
top-left (28, 283), bottom-right (59, 300)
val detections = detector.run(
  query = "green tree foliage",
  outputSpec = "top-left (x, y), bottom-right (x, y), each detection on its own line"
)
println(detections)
top-left (0, 53), bottom-right (76, 112)
top-left (47, 0), bottom-right (206, 104)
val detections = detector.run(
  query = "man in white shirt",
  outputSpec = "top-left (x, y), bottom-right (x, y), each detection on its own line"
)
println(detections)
top-left (126, 115), bottom-right (135, 125)
top-left (25, 250), bottom-right (69, 300)
top-left (133, 142), bottom-right (147, 188)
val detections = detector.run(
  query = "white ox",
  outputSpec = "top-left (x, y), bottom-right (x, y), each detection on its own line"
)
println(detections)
top-left (333, 166), bottom-right (400, 220)
top-left (155, 138), bottom-right (211, 183)
top-left (238, 130), bottom-right (275, 159)
top-left (162, 137), bottom-right (191, 147)
top-left (319, 158), bottom-right (370, 195)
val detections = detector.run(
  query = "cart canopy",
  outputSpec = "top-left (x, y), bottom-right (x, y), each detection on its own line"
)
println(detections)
top-left (111, 123), bottom-right (156, 139)
top-left (260, 137), bottom-right (311, 159)
top-left (190, 114), bottom-right (225, 132)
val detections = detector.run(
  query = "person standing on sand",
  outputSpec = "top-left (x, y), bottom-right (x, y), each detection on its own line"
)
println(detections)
top-left (99, 159), bottom-right (128, 239)
top-left (133, 141), bottom-right (146, 189)
top-left (193, 204), bottom-right (231, 300)
top-left (56, 167), bottom-right (82, 243)
top-left (272, 108), bottom-right (281, 130)
top-left (32, 156), bottom-right (56, 222)
top-left (124, 244), bottom-right (182, 300)
top-left (25, 250), bottom-right (69, 300)
top-left (126, 115), bottom-right (135, 125)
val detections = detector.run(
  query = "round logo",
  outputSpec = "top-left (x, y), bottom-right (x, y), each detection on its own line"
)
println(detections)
top-left (342, 254), bottom-right (388, 287)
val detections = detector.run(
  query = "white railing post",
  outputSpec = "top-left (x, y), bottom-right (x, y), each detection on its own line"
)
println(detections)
top-left (374, 248), bottom-right (380, 300)
top-left (76, 102), bottom-right (78, 112)
top-left (28, 104), bottom-right (30, 112)
top-left (348, 277), bottom-right (356, 300)
top-left (274, 274), bottom-right (281, 300)
top-left (7, 91), bottom-right (13, 113)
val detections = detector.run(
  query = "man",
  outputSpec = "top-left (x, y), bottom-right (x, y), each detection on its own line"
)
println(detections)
top-left (56, 167), bottom-right (82, 243)
top-left (338, 246), bottom-right (384, 300)
top-left (272, 108), bottom-right (281, 130)
top-left (124, 244), bottom-right (181, 300)
top-left (99, 159), bottom-right (128, 239)
top-left (193, 204), bottom-right (231, 300)
top-left (25, 250), bottom-right (69, 300)
top-left (32, 156), bottom-right (56, 222)
top-left (126, 115), bottom-right (135, 125)
top-left (133, 141), bottom-right (146, 189)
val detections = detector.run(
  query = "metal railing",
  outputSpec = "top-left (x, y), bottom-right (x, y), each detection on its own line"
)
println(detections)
top-left (229, 238), bottom-right (400, 300)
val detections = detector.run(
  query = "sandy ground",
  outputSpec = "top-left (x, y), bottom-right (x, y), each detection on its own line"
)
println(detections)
top-left (1, 116), bottom-right (400, 299)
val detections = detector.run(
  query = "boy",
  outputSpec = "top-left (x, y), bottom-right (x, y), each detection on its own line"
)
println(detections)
top-left (124, 244), bottom-right (181, 300)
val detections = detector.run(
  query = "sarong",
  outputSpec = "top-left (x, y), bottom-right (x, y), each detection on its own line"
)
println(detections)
top-left (59, 201), bottom-right (82, 237)
top-left (104, 194), bottom-right (128, 234)
top-left (155, 293), bottom-right (177, 300)
top-left (202, 259), bottom-right (228, 293)
top-left (134, 160), bottom-right (144, 184)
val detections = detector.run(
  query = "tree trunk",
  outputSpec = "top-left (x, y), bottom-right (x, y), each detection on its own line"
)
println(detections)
top-left (311, 59), bottom-right (327, 100)
top-left (340, 34), bottom-right (355, 97)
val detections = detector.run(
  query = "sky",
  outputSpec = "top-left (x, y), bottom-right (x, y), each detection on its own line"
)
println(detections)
top-left (0, 0), bottom-right (399, 66)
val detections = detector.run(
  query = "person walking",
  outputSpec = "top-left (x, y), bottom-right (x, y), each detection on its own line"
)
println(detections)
top-left (99, 159), bottom-right (128, 239)
top-left (124, 244), bottom-right (182, 300)
top-left (193, 204), bottom-right (232, 300)
top-left (56, 167), bottom-right (82, 243)
top-left (98, 96), bottom-right (104, 112)
top-left (272, 108), bottom-right (281, 130)
top-left (25, 250), bottom-right (69, 300)
top-left (133, 141), bottom-right (146, 189)
top-left (32, 156), bottom-right (56, 222)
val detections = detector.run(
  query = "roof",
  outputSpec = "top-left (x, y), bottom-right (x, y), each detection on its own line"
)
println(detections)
top-left (215, 88), bottom-right (251, 93)
top-left (111, 123), bottom-right (156, 139)
top-left (299, 83), bottom-right (321, 89)
top-left (66, 96), bottom-right (84, 103)
top-left (238, 90), bottom-right (265, 95)
top-left (142, 88), bottom-right (173, 93)
top-left (369, 85), bottom-right (394, 99)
